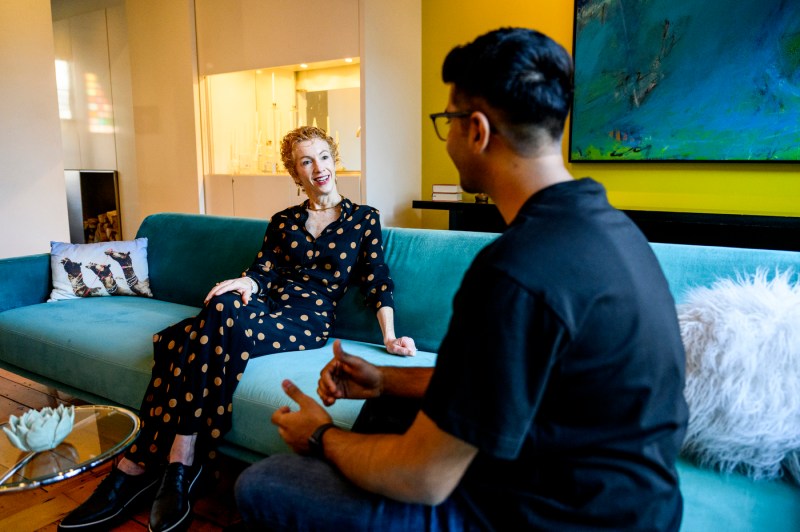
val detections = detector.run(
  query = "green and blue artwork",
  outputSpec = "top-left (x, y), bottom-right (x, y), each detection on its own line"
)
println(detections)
top-left (569, 0), bottom-right (800, 161)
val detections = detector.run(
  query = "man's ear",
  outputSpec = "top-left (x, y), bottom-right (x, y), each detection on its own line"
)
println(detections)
top-left (468, 112), bottom-right (492, 153)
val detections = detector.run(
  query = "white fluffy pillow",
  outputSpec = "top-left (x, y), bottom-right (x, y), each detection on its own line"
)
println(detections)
top-left (49, 239), bottom-right (153, 301)
top-left (679, 269), bottom-right (800, 484)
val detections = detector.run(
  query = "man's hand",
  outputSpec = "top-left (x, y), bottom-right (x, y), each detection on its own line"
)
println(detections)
top-left (385, 336), bottom-right (417, 357)
top-left (272, 379), bottom-right (333, 455)
top-left (317, 340), bottom-right (384, 406)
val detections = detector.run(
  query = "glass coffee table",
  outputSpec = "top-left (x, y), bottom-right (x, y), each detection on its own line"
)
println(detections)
top-left (0, 405), bottom-right (140, 493)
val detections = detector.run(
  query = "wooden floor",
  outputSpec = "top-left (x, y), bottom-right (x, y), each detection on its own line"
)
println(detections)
top-left (0, 369), bottom-right (245, 531)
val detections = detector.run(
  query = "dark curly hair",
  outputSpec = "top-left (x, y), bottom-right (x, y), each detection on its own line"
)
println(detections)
top-left (280, 126), bottom-right (339, 180)
top-left (442, 28), bottom-right (574, 150)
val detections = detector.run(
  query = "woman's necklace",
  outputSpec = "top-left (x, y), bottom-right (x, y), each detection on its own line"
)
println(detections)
top-left (306, 199), bottom-right (343, 212)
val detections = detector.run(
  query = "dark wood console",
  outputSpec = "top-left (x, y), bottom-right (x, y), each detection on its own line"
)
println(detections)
top-left (413, 200), bottom-right (800, 252)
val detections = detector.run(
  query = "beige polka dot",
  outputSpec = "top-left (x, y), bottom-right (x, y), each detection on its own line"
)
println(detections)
top-left (351, 242), bottom-right (357, 249)
top-left (173, 367), bottom-right (181, 377)
top-left (155, 407), bottom-right (163, 416)
top-left (281, 294), bottom-right (289, 301)
top-left (168, 399), bottom-right (177, 408)
top-left (371, 252), bottom-right (378, 258)
top-left (277, 323), bottom-right (284, 330)
top-left (200, 335), bottom-right (209, 345)
top-left (291, 241), bottom-right (298, 248)
top-left (186, 392), bottom-right (194, 402)
top-left (211, 429), bottom-right (221, 439)
top-left (153, 334), bottom-right (160, 342)
top-left (237, 373), bottom-right (243, 381)
top-left (167, 340), bottom-right (176, 350)
top-left (234, 300), bottom-right (241, 308)
top-left (226, 318), bottom-right (234, 327)
top-left (189, 331), bottom-right (197, 340)
top-left (245, 329), bottom-right (253, 337)
top-left (289, 335), bottom-right (297, 342)
top-left (150, 444), bottom-right (158, 453)
top-left (367, 274), bottom-right (375, 281)
top-left (336, 228), bottom-right (344, 234)
top-left (304, 330), bottom-right (312, 336)
top-left (225, 354), bottom-right (230, 362)
top-left (217, 406), bottom-right (225, 415)
top-left (316, 299), bottom-right (324, 306)
top-left (153, 378), bottom-right (162, 388)
top-left (227, 403), bottom-right (233, 412)
top-left (203, 388), bottom-right (209, 397)
top-left (199, 320), bottom-right (206, 328)
top-left (188, 353), bottom-right (195, 363)
top-left (214, 377), bottom-right (222, 386)
top-left (241, 351), bottom-right (250, 360)
top-left (299, 345), bottom-right (306, 351)
top-left (300, 314), bottom-right (309, 321)
top-left (163, 413), bottom-right (171, 422)
top-left (257, 332), bottom-right (265, 340)
top-left (272, 341), bottom-right (281, 349)
top-left (306, 250), bottom-right (313, 258)
top-left (201, 363), bottom-right (208, 373)
top-left (195, 408), bottom-right (202, 417)
top-left (340, 252), bottom-right (347, 259)
top-left (215, 346), bottom-right (223, 355)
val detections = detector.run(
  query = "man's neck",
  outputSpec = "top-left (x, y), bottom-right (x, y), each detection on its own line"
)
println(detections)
top-left (489, 152), bottom-right (573, 225)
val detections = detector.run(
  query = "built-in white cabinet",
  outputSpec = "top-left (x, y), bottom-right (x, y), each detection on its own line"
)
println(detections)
top-left (204, 173), bottom-right (361, 220)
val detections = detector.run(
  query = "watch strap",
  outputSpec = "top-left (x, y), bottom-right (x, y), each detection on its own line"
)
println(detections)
top-left (308, 422), bottom-right (336, 459)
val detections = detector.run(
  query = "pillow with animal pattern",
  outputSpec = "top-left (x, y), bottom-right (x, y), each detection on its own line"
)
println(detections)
top-left (48, 239), bottom-right (153, 301)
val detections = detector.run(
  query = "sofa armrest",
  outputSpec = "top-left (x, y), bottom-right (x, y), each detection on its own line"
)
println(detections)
top-left (0, 254), bottom-right (51, 313)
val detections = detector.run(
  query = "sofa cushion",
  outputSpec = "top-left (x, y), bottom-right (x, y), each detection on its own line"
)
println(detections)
top-left (677, 458), bottom-right (800, 531)
top-left (136, 213), bottom-right (268, 307)
top-left (333, 228), bottom-right (498, 352)
top-left (229, 340), bottom-right (436, 457)
top-left (0, 298), bottom-right (197, 407)
top-left (49, 239), bottom-right (153, 301)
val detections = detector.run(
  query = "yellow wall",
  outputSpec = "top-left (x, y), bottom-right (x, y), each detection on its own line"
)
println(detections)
top-left (421, 0), bottom-right (800, 230)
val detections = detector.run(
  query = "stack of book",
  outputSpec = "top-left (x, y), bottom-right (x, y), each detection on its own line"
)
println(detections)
top-left (431, 183), bottom-right (463, 202)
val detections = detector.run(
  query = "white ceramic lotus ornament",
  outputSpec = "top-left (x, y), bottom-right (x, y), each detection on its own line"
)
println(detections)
top-left (2, 405), bottom-right (75, 452)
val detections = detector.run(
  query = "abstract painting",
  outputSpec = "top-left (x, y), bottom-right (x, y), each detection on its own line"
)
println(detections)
top-left (569, 0), bottom-right (800, 161)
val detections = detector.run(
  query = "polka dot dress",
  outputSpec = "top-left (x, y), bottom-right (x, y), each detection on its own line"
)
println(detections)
top-left (126, 199), bottom-right (395, 468)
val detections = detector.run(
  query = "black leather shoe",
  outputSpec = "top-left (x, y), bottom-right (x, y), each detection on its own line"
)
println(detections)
top-left (58, 467), bottom-right (160, 531)
top-left (149, 462), bottom-right (203, 532)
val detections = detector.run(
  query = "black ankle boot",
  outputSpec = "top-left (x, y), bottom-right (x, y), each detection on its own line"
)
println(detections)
top-left (149, 462), bottom-right (203, 532)
top-left (58, 467), bottom-right (160, 531)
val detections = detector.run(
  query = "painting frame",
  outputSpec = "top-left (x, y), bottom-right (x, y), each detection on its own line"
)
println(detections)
top-left (568, 0), bottom-right (800, 163)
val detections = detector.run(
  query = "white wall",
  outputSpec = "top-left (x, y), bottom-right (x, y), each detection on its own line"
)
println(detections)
top-left (360, 0), bottom-right (422, 227)
top-left (0, 0), bottom-right (69, 258)
top-left (125, 0), bottom-right (203, 227)
top-left (195, 0), bottom-right (359, 76)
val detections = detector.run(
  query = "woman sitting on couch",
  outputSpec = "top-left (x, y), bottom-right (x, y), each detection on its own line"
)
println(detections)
top-left (59, 126), bottom-right (416, 532)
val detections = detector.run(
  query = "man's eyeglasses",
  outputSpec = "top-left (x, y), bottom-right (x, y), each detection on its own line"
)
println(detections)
top-left (429, 111), bottom-right (472, 141)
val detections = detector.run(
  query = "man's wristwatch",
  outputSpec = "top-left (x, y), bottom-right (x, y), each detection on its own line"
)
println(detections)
top-left (308, 422), bottom-right (336, 459)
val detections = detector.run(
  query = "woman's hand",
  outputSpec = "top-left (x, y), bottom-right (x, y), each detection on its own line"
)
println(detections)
top-left (385, 336), bottom-right (416, 357)
top-left (204, 277), bottom-right (255, 305)
top-left (318, 340), bottom-right (384, 406)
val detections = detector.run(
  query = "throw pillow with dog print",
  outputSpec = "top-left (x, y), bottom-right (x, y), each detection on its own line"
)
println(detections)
top-left (49, 239), bottom-right (153, 301)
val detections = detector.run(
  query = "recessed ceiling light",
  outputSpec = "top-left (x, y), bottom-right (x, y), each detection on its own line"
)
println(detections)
top-left (344, 58), bottom-right (353, 63)
top-left (300, 63), bottom-right (308, 68)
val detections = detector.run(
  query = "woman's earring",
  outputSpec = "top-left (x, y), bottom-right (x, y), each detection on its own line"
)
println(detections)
top-left (296, 182), bottom-right (302, 196)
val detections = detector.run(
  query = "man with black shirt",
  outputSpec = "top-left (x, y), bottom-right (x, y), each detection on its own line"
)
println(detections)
top-left (235, 27), bottom-right (688, 531)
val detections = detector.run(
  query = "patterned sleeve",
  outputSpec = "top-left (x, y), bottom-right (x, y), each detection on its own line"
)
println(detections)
top-left (356, 209), bottom-right (395, 311)
top-left (243, 221), bottom-right (282, 297)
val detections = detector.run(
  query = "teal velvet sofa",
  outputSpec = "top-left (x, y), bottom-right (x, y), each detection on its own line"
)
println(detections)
top-left (0, 212), bottom-right (798, 530)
